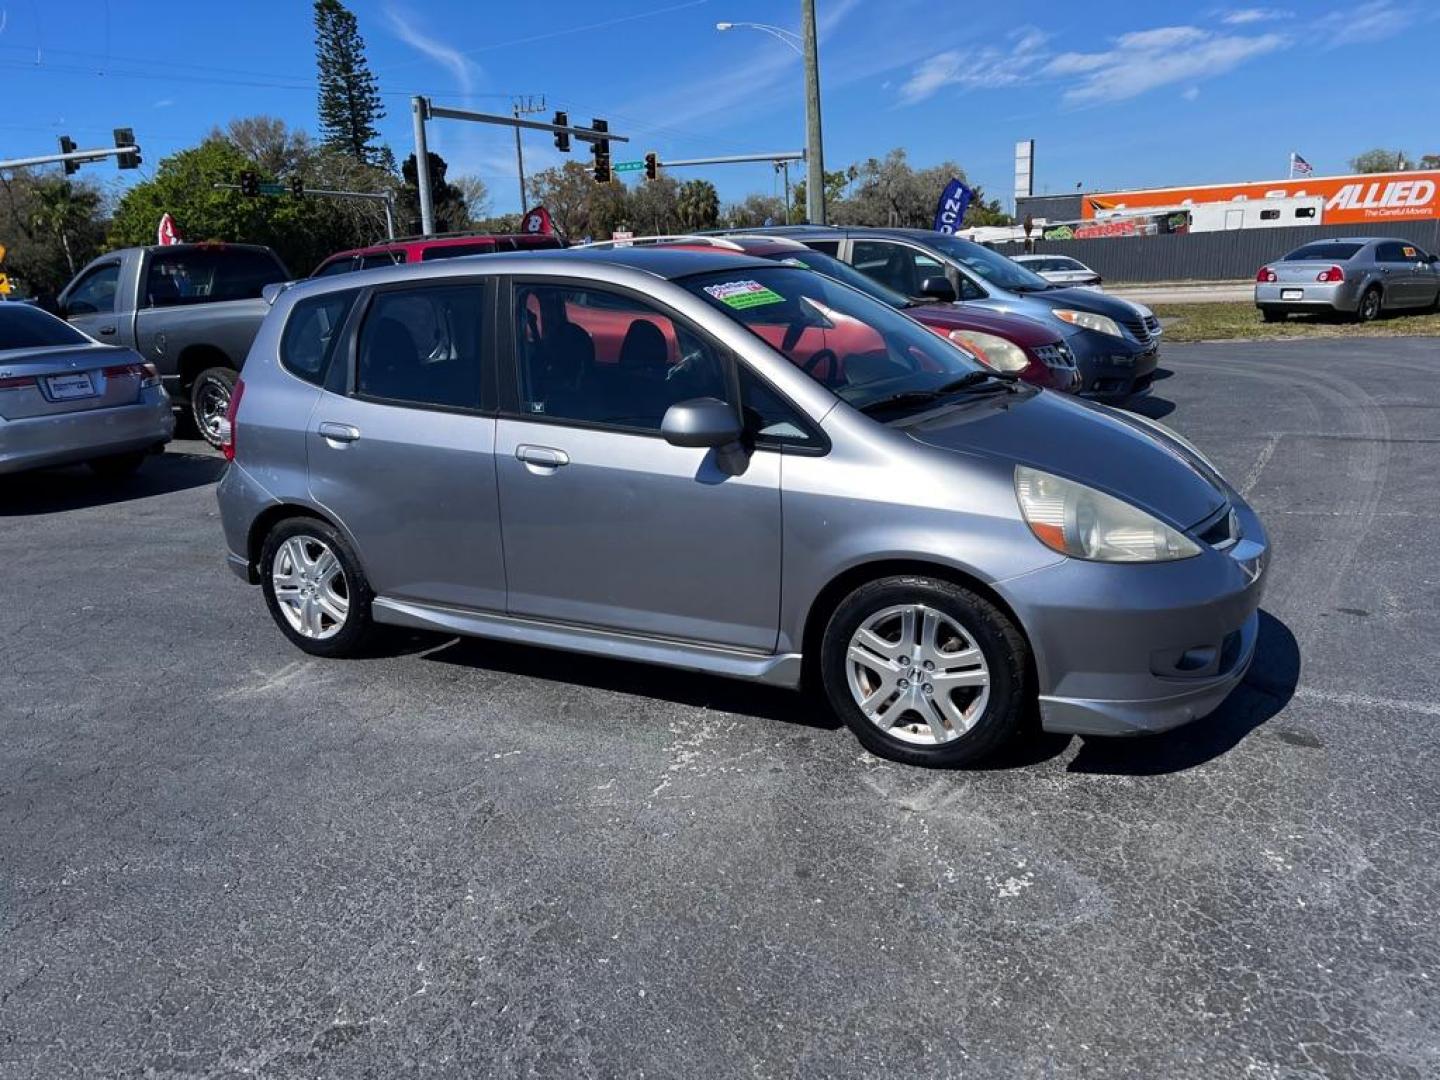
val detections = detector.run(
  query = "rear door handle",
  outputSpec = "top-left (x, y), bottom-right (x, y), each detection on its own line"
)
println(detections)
top-left (97, 326), bottom-right (116, 336)
top-left (515, 444), bottom-right (569, 467)
top-left (318, 421), bottom-right (361, 444)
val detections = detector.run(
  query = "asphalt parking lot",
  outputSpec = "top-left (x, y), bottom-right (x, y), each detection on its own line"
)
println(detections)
top-left (3, 336), bottom-right (1439, 1079)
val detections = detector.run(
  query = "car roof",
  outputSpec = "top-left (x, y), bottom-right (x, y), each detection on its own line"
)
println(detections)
top-left (321, 233), bottom-right (559, 262)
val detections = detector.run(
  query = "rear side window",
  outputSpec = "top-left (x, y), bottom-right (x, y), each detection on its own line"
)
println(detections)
top-left (145, 248), bottom-right (288, 307)
top-left (355, 285), bottom-right (485, 410)
top-left (313, 257), bottom-right (357, 278)
top-left (359, 251), bottom-right (402, 270)
top-left (281, 290), bottom-right (358, 385)
top-left (421, 242), bottom-right (497, 261)
top-left (804, 240), bottom-right (840, 256)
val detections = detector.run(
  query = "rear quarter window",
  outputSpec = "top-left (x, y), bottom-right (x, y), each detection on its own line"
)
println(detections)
top-left (280, 290), bottom-right (358, 385)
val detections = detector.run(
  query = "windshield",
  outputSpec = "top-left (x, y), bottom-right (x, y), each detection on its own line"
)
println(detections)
top-left (763, 248), bottom-right (911, 309)
top-left (1284, 242), bottom-right (1364, 261)
top-left (0, 305), bottom-right (91, 350)
top-left (919, 233), bottom-right (1054, 292)
top-left (681, 267), bottom-right (982, 411)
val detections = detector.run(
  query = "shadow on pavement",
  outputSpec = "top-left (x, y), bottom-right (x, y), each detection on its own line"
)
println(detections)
top-left (0, 449), bottom-right (224, 516)
top-left (1126, 395), bottom-right (1177, 420)
top-left (1066, 609), bottom-right (1300, 775)
top-left (421, 635), bottom-right (843, 733)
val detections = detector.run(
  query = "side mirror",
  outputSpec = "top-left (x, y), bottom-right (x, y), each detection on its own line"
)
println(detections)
top-left (918, 276), bottom-right (957, 303)
top-left (661, 397), bottom-right (742, 449)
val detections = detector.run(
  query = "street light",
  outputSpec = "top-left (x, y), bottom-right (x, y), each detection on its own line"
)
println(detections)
top-left (716, 4), bottom-right (826, 224)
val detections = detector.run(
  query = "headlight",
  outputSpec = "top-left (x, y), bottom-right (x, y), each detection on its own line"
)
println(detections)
top-left (948, 330), bottom-right (1030, 372)
top-left (1014, 466), bottom-right (1200, 562)
top-left (1053, 309), bottom-right (1123, 338)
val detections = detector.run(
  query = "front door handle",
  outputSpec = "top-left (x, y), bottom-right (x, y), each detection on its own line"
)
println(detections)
top-left (318, 421), bottom-right (361, 444)
top-left (515, 444), bottom-right (569, 467)
top-left (97, 326), bottom-right (116, 336)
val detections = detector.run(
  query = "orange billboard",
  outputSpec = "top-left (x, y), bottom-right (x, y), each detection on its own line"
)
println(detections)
top-left (1083, 170), bottom-right (1440, 225)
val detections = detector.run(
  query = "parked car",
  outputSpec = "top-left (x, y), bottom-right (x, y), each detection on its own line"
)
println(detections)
top-left (0, 303), bottom-right (173, 476)
top-left (217, 248), bottom-right (1269, 767)
top-left (743, 226), bottom-right (1160, 402)
top-left (311, 232), bottom-right (565, 277)
top-left (1255, 237), bottom-right (1440, 322)
top-left (1012, 253), bottom-right (1103, 289)
top-left (56, 243), bottom-right (289, 447)
top-left (603, 234), bottom-right (1079, 392)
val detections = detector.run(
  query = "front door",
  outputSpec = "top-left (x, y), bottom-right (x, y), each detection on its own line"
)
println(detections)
top-left (494, 280), bottom-right (782, 652)
top-left (60, 260), bottom-right (125, 344)
top-left (306, 279), bottom-right (507, 612)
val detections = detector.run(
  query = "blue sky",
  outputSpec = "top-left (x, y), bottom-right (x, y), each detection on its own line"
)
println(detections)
top-left (4, 0), bottom-right (1437, 215)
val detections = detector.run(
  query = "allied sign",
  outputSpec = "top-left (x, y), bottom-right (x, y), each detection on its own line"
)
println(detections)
top-left (932, 178), bottom-right (973, 234)
top-left (1083, 169), bottom-right (1440, 226)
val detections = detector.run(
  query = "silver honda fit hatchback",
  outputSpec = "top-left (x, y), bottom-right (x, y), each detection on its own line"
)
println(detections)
top-left (217, 248), bottom-right (1269, 767)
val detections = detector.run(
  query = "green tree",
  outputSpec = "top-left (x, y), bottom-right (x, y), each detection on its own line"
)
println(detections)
top-left (527, 161), bottom-right (599, 240)
top-left (791, 168), bottom-right (853, 223)
top-left (962, 186), bottom-right (1014, 227)
top-left (677, 180), bottom-right (720, 231)
top-left (0, 171), bottom-right (107, 298)
top-left (314, 0), bottom-right (386, 166)
top-left (29, 180), bottom-right (104, 280)
top-left (451, 175), bottom-right (491, 224)
top-left (721, 193), bottom-right (786, 228)
top-left (1419, 154), bottom-right (1440, 170)
top-left (398, 152), bottom-right (468, 234)
top-left (629, 175), bottom-right (681, 235)
top-left (1349, 148), bottom-right (1409, 173)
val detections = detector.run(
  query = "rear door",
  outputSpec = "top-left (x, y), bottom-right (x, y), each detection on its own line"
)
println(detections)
top-left (306, 277), bottom-right (508, 612)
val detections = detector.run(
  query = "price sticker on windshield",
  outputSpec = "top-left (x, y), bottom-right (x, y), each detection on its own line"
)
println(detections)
top-left (704, 279), bottom-right (785, 310)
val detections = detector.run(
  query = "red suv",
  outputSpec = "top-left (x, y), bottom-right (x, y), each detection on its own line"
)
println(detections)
top-left (619, 235), bottom-right (1080, 392)
top-left (311, 232), bottom-right (564, 278)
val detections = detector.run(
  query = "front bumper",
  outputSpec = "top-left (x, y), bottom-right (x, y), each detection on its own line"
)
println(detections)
top-left (1065, 329), bottom-right (1159, 402)
top-left (998, 497), bottom-right (1270, 737)
top-left (1255, 281), bottom-right (1360, 312)
top-left (0, 393), bottom-right (174, 475)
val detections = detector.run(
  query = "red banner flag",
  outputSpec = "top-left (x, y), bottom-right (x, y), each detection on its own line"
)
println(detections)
top-left (157, 213), bottom-right (182, 246)
top-left (520, 205), bottom-right (553, 236)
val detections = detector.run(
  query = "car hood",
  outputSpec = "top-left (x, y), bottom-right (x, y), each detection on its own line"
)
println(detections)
top-left (1021, 286), bottom-right (1144, 320)
top-left (900, 390), bottom-right (1227, 529)
top-left (906, 304), bottom-right (1062, 347)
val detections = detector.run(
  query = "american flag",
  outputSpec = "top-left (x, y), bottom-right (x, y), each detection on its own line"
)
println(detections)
top-left (1291, 153), bottom-right (1314, 177)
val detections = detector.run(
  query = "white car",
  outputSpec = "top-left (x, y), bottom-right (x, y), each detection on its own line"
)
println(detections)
top-left (1013, 254), bottom-right (1103, 289)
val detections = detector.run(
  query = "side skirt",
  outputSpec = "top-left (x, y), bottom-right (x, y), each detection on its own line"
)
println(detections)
top-left (372, 597), bottom-right (804, 689)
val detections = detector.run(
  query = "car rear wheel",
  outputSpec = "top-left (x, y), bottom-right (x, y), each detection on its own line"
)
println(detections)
top-left (87, 451), bottom-right (146, 478)
top-left (819, 576), bottom-right (1029, 767)
top-left (260, 518), bottom-right (376, 658)
top-left (1356, 286), bottom-right (1382, 323)
top-left (190, 367), bottom-right (237, 449)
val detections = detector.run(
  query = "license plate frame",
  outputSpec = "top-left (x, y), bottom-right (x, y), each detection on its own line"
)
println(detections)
top-left (45, 372), bottom-right (98, 400)
top-left (1280, 288), bottom-right (1302, 301)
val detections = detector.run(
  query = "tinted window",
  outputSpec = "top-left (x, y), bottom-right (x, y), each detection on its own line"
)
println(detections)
top-left (356, 285), bottom-right (485, 409)
top-left (1377, 242), bottom-right (1421, 263)
top-left (281, 290), bottom-right (358, 385)
top-left (64, 262), bottom-right (121, 316)
top-left (513, 283), bottom-right (729, 432)
top-left (768, 249), bottom-right (910, 309)
top-left (421, 242), bottom-right (497, 261)
top-left (804, 240), bottom-right (840, 256)
top-left (682, 267), bottom-right (982, 412)
top-left (145, 248), bottom-right (287, 307)
top-left (851, 241), bottom-right (945, 297)
top-left (0, 305), bottom-right (91, 349)
top-left (359, 251), bottom-right (402, 270)
top-left (1285, 242), bottom-right (1364, 261)
top-left (921, 234), bottom-right (1053, 292)
top-left (313, 257), bottom-right (357, 278)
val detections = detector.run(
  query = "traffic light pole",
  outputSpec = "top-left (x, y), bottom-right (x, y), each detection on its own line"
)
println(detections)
top-left (409, 96), bottom-right (628, 235)
top-left (0, 145), bottom-right (140, 171)
top-left (654, 151), bottom-right (804, 168)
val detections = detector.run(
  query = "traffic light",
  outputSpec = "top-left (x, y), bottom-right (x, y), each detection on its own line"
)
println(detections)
top-left (644, 152), bottom-right (658, 181)
top-left (58, 135), bottom-right (79, 176)
top-left (113, 128), bottom-right (141, 170)
top-left (289, 175), bottom-right (305, 199)
top-left (553, 111), bottom-right (570, 153)
top-left (591, 118), bottom-right (610, 184)
top-left (239, 171), bottom-right (259, 198)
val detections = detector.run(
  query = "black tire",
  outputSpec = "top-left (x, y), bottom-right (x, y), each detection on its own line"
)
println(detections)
top-left (1356, 286), bottom-right (1382, 323)
top-left (1260, 307), bottom-right (1285, 323)
top-left (259, 517), bottom-right (376, 658)
top-left (86, 451), bottom-right (147, 478)
top-left (819, 575), bottom-right (1029, 767)
top-left (190, 366), bottom-right (237, 449)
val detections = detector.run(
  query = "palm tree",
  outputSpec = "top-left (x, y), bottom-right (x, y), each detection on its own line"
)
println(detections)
top-left (29, 181), bottom-right (100, 278)
top-left (677, 180), bottom-right (720, 232)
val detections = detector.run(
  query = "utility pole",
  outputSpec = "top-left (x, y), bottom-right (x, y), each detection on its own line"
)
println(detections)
top-left (801, 0), bottom-right (826, 224)
top-left (777, 160), bottom-right (791, 224)
top-left (411, 97), bottom-right (434, 238)
top-left (511, 94), bottom-right (546, 213)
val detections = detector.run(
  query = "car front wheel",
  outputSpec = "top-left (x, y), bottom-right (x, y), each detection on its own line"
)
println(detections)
top-left (190, 367), bottom-right (237, 449)
top-left (259, 518), bottom-right (376, 658)
top-left (819, 576), bottom-right (1029, 767)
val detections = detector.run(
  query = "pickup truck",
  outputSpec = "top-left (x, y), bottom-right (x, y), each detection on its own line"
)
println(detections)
top-left (56, 243), bottom-right (290, 446)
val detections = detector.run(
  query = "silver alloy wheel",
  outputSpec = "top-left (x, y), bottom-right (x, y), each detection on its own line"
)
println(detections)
top-left (271, 534), bottom-right (349, 640)
top-left (845, 603), bottom-right (990, 746)
top-left (196, 379), bottom-right (231, 443)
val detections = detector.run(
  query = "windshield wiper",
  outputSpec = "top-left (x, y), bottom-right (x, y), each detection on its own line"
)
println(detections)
top-left (858, 370), bottom-right (1018, 414)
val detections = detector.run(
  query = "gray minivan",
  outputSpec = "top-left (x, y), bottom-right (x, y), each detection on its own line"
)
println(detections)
top-left (216, 249), bottom-right (1269, 767)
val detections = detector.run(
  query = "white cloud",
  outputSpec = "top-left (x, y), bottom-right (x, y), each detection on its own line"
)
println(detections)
top-left (153, 98), bottom-right (175, 109)
top-left (1220, 7), bottom-right (1292, 24)
top-left (898, 28), bottom-right (1049, 105)
top-left (385, 6), bottom-right (482, 97)
top-left (1317, 0), bottom-right (1428, 47)
top-left (1046, 26), bottom-right (1287, 105)
top-left (1182, 86), bottom-right (1201, 101)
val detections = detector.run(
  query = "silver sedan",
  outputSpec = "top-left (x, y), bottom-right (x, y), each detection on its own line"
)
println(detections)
top-left (1255, 237), bottom-right (1440, 322)
top-left (0, 304), bottom-right (173, 476)
top-left (1012, 253), bottom-right (1103, 289)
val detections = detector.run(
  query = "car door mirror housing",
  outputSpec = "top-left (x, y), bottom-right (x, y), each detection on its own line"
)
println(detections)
top-left (661, 397), bottom-right (743, 448)
top-left (918, 276), bottom-right (957, 303)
